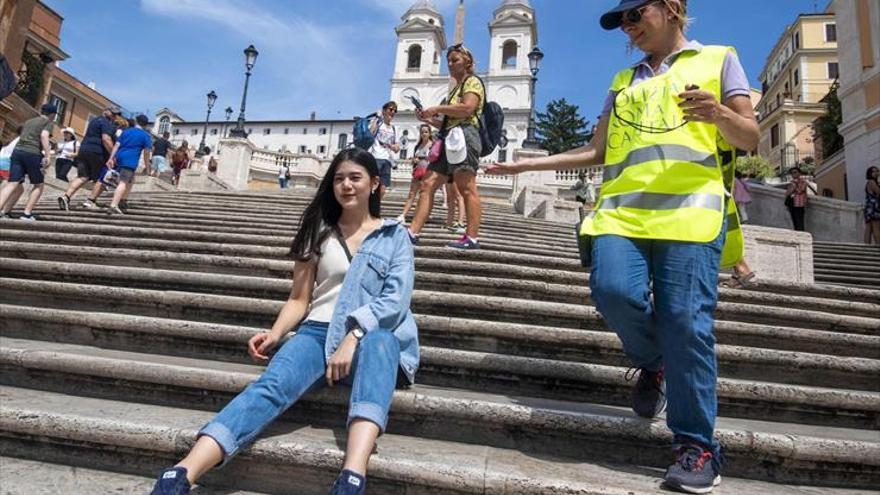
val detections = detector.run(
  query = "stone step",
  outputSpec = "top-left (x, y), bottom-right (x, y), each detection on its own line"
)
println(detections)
top-left (6, 216), bottom-right (879, 306)
top-left (1, 348), bottom-right (878, 493)
top-left (3, 257), bottom-right (876, 338)
top-left (0, 456), bottom-right (266, 495)
top-left (3, 247), bottom-right (879, 321)
top-left (1, 306), bottom-right (877, 430)
top-left (4, 302), bottom-right (877, 391)
top-left (814, 274), bottom-right (880, 290)
top-left (7, 388), bottom-right (870, 495)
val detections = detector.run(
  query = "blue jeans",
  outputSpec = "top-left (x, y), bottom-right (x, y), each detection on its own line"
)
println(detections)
top-left (376, 159), bottom-right (392, 187)
top-left (199, 321), bottom-right (400, 464)
top-left (589, 221), bottom-right (726, 452)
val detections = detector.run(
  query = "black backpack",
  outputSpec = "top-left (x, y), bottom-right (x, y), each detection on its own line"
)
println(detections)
top-left (467, 75), bottom-right (505, 157)
top-left (0, 54), bottom-right (17, 100)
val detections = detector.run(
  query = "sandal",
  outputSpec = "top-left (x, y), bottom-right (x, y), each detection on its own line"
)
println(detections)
top-left (722, 271), bottom-right (757, 289)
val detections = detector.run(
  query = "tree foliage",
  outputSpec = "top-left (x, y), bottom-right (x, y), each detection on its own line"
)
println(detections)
top-left (535, 98), bottom-right (590, 155)
top-left (735, 155), bottom-right (775, 179)
top-left (813, 82), bottom-right (844, 160)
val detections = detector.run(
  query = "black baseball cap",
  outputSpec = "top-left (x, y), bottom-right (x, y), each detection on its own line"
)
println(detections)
top-left (600, 0), bottom-right (652, 30)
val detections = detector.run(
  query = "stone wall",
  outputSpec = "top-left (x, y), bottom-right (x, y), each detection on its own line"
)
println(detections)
top-left (745, 182), bottom-right (864, 243)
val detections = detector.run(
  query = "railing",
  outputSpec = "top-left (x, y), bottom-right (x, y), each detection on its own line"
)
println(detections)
top-left (554, 166), bottom-right (603, 184)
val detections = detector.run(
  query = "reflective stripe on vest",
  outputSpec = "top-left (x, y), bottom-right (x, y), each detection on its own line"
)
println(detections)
top-left (599, 192), bottom-right (723, 212)
top-left (581, 45), bottom-right (734, 244)
top-left (603, 143), bottom-right (718, 182)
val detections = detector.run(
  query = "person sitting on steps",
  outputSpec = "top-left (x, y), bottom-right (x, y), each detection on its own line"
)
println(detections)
top-left (149, 148), bottom-right (419, 495)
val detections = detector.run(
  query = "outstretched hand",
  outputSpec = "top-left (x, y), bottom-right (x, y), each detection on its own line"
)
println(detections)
top-left (483, 162), bottom-right (523, 175)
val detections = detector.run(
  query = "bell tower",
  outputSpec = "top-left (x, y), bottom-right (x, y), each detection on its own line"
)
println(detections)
top-left (393, 0), bottom-right (446, 78)
top-left (488, 0), bottom-right (536, 78)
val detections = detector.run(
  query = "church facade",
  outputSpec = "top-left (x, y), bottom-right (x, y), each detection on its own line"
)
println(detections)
top-left (153, 0), bottom-right (537, 164)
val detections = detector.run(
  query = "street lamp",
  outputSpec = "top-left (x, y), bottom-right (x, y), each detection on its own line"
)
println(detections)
top-left (229, 44), bottom-right (259, 139)
top-left (223, 106), bottom-right (233, 137)
top-left (522, 46), bottom-right (544, 150)
top-left (198, 90), bottom-right (217, 154)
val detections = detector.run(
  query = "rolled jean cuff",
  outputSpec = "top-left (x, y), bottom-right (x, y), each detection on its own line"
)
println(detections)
top-left (348, 401), bottom-right (389, 434)
top-left (197, 421), bottom-right (238, 467)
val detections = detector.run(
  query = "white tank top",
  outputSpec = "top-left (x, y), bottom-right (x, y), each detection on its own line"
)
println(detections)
top-left (304, 233), bottom-right (351, 323)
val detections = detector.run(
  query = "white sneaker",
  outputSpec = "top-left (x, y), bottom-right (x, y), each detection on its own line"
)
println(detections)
top-left (82, 200), bottom-right (99, 210)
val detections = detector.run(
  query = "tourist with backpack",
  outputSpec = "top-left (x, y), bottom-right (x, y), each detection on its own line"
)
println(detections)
top-left (105, 114), bottom-right (153, 216)
top-left (150, 148), bottom-right (418, 495)
top-left (368, 101), bottom-right (400, 200)
top-left (58, 106), bottom-right (121, 211)
top-left (408, 44), bottom-right (485, 249)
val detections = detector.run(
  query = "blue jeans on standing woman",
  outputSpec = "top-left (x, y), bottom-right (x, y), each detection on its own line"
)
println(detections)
top-left (199, 320), bottom-right (400, 465)
top-left (589, 218), bottom-right (727, 453)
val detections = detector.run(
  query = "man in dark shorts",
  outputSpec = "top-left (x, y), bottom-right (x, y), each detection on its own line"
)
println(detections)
top-left (0, 103), bottom-right (56, 220)
top-left (58, 106), bottom-right (120, 210)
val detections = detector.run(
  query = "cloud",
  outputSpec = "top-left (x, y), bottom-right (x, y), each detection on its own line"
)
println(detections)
top-left (139, 0), bottom-right (389, 119)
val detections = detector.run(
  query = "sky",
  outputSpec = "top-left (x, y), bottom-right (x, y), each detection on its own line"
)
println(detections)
top-left (45, 0), bottom-right (829, 125)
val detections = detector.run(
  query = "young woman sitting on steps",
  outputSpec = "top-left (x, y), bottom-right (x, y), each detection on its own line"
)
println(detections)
top-left (150, 147), bottom-right (419, 495)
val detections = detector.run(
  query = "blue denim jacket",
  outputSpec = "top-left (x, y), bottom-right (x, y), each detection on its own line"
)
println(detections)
top-left (324, 218), bottom-right (419, 383)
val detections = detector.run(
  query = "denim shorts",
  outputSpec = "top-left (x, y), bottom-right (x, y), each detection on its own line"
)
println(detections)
top-left (9, 149), bottom-right (44, 185)
top-left (376, 159), bottom-right (393, 187)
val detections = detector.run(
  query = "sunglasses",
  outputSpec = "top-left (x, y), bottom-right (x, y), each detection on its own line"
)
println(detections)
top-left (623, 1), bottom-right (661, 25)
top-left (386, 108), bottom-right (397, 114)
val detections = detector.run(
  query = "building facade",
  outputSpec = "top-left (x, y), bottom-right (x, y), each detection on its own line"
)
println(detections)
top-left (154, 0), bottom-right (537, 166)
top-left (756, 8), bottom-right (838, 175)
top-left (824, 0), bottom-right (880, 204)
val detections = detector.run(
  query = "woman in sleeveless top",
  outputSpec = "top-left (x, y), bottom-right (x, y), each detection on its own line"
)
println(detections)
top-left (399, 124), bottom-right (433, 223)
top-left (864, 166), bottom-right (880, 245)
top-left (151, 148), bottom-right (419, 495)
top-left (54, 127), bottom-right (78, 182)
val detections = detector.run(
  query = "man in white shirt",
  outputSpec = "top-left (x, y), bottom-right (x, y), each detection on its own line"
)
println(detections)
top-left (368, 101), bottom-right (400, 200)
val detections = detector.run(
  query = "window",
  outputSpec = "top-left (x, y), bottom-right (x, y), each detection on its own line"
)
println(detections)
top-left (771, 124), bottom-right (780, 148)
top-left (302, 128), bottom-right (307, 134)
top-left (158, 116), bottom-right (171, 135)
top-left (822, 188), bottom-right (834, 197)
top-left (776, 93), bottom-right (781, 107)
top-left (284, 127), bottom-right (289, 134)
top-left (794, 31), bottom-right (800, 49)
top-left (248, 128), bottom-right (253, 134)
top-left (338, 133), bottom-right (348, 149)
top-left (299, 145), bottom-right (307, 153)
top-left (191, 128), bottom-right (199, 135)
top-left (825, 23), bottom-right (837, 42)
top-left (827, 62), bottom-right (839, 79)
top-left (502, 40), bottom-right (518, 68)
top-left (498, 148), bottom-right (507, 162)
top-left (318, 145), bottom-right (326, 154)
top-left (319, 127), bottom-right (327, 135)
top-left (48, 94), bottom-right (68, 125)
top-left (407, 44), bottom-right (422, 71)
top-left (263, 128), bottom-right (271, 135)
top-left (794, 69), bottom-right (799, 86)
top-left (173, 128), bottom-right (180, 136)
top-left (211, 128), bottom-right (218, 135)
top-left (400, 148), bottom-right (408, 159)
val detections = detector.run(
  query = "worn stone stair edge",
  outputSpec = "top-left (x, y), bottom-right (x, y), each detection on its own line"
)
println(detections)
top-left (5, 303), bottom-right (877, 378)
top-left (3, 329), bottom-right (878, 418)
top-left (5, 254), bottom-right (877, 321)
top-left (1, 347), bottom-right (878, 471)
top-left (3, 278), bottom-right (878, 361)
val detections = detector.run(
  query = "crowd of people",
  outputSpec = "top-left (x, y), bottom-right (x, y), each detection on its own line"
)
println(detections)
top-left (148, 2), bottom-right (770, 495)
top-left (0, 1), bottom-right (875, 494)
top-left (0, 104), bottom-right (212, 219)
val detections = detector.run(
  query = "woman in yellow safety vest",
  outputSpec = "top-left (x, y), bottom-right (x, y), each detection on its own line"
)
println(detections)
top-left (489, 1), bottom-right (759, 493)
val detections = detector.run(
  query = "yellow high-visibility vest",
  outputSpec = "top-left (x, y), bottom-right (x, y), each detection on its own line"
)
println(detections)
top-left (580, 45), bottom-right (744, 268)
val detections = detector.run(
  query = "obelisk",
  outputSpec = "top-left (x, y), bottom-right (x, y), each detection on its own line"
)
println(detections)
top-left (453, 0), bottom-right (465, 45)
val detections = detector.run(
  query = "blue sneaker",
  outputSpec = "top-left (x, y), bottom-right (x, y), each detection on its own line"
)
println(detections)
top-left (626, 366), bottom-right (666, 418)
top-left (663, 442), bottom-right (722, 494)
top-left (329, 469), bottom-right (366, 495)
top-left (150, 466), bottom-right (191, 495)
top-left (448, 235), bottom-right (480, 250)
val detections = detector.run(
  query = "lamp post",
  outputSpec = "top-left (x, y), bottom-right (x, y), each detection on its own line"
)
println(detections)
top-left (198, 90), bottom-right (217, 155)
top-left (229, 44), bottom-right (259, 139)
top-left (223, 106), bottom-right (233, 137)
top-left (522, 46), bottom-right (544, 150)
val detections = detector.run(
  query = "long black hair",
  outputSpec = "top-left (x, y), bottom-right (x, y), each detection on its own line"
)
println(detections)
top-left (288, 148), bottom-right (381, 261)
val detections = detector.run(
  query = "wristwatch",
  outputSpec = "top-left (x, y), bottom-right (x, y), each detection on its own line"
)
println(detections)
top-left (349, 324), bottom-right (365, 341)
